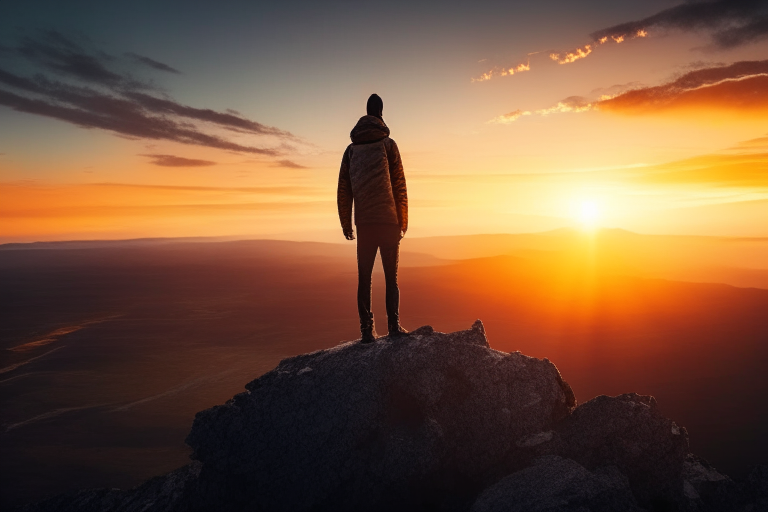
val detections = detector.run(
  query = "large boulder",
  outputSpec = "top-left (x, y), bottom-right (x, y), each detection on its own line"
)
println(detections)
top-left (184, 321), bottom-right (576, 511)
top-left (15, 463), bottom-right (201, 512)
top-left (16, 322), bottom-right (760, 512)
top-left (556, 393), bottom-right (691, 508)
top-left (680, 454), bottom-right (737, 512)
top-left (470, 455), bottom-right (640, 512)
top-left (490, 393), bottom-right (694, 510)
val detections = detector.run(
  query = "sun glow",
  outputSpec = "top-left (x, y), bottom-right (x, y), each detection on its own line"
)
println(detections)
top-left (577, 200), bottom-right (600, 228)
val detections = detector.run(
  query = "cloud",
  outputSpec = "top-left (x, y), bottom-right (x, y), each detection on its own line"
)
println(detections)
top-left (87, 182), bottom-right (324, 195)
top-left (727, 135), bottom-right (768, 151)
top-left (597, 60), bottom-right (768, 114)
top-left (488, 109), bottom-right (531, 124)
top-left (142, 154), bottom-right (216, 167)
top-left (536, 96), bottom-right (592, 115)
top-left (17, 31), bottom-right (125, 85)
top-left (712, 15), bottom-right (768, 48)
top-left (633, 152), bottom-right (768, 188)
top-left (274, 159), bottom-right (308, 169)
top-left (123, 91), bottom-right (293, 138)
top-left (0, 201), bottom-right (331, 219)
top-left (0, 30), bottom-right (297, 157)
top-left (124, 52), bottom-right (181, 74)
top-left (591, 0), bottom-right (768, 50)
top-left (475, 1), bottom-right (768, 81)
top-left (491, 60), bottom-right (768, 123)
top-left (472, 61), bottom-right (532, 82)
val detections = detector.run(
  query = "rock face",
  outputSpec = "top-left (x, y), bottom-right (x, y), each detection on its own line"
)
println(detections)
top-left (470, 455), bottom-right (640, 512)
top-left (16, 463), bottom-right (202, 512)
top-left (185, 321), bottom-right (576, 511)
top-left (17, 321), bottom-right (767, 512)
top-left (558, 393), bottom-right (691, 508)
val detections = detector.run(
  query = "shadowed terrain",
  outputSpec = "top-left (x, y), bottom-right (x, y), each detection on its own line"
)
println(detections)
top-left (1, 231), bottom-right (767, 508)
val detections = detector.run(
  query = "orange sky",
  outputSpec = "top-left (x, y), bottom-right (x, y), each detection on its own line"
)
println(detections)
top-left (1, 1), bottom-right (767, 243)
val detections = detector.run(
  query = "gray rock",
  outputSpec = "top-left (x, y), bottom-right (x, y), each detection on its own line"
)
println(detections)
top-left (556, 393), bottom-right (690, 509)
top-left (16, 462), bottom-right (201, 512)
top-left (17, 322), bottom-right (758, 512)
top-left (470, 455), bottom-right (640, 512)
top-left (185, 320), bottom-right (576, 511)
top-left (742, 465), bottom-right (768, 512)
top-left (680, 454), bottom-right (737, 511)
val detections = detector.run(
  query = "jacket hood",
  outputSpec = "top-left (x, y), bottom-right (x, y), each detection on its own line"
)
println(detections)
top-left (350, 115), bottom-right (390, 144)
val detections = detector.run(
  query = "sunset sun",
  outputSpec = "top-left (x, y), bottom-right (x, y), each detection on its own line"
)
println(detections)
top-left (576, 200), bottom-right (600, 227)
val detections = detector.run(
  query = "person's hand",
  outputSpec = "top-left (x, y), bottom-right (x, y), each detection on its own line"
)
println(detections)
top-left (400, 229), bottom-right (406, 239)
top-left (344, 230), bottom-right (355, 240)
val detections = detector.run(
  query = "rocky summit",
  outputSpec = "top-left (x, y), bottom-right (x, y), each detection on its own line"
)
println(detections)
top-left (18, 322), bottom-right (768, 512)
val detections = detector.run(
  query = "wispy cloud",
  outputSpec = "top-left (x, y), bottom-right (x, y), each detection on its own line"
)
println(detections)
top-left (492, 60), bottom-right (768, 122)
top-left (142, 154), bottom-right (216, 167)
top-left (727, 135), bottom-right (768, 151)
top-left (124, 52), bottom-right (181, 74)
top-left (598, 60), bottom-right (768, 114)
top-left (475, 0), bottom-right (768, 81)
top-left (0, 30), bottom-right (297, 156)
top-left (591, 0), bottom-right (768, 50)
top-left (536, 96), bottom-right (593, 116)
top-left (472, 60), bottom-right (532, 82)
top-left (274, 159), bottom-right (308, 169)
top-left (632, 152), bottom-right (768, 188)
top-left (488, 109), bottom-right (531, 124)
top-left (87, 182), bottom-right (324, 194)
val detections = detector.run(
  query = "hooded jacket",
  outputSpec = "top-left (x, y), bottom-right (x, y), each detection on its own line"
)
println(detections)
top-left (337, 115), bottom-right (408, 233)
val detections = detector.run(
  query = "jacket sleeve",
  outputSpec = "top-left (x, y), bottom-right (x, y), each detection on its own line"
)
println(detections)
top-left (337, 145), bottom-right (354, 233)
top-left (386, 139), bottom-right (408, 232)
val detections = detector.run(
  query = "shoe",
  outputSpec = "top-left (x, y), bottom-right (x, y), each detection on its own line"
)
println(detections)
top-left (388, 323), bottom-right (409, 337)
top-left (360, 328), bottom-right (378, 344)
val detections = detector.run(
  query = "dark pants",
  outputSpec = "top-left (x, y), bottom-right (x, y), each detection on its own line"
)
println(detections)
top-left (356, 223), bottom-right (401, 333)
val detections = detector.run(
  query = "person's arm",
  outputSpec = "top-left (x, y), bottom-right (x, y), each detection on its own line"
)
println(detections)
top-left (387, 139), bottom-right (408, 235)
top-left (337, 146), bottom-right (355, 239)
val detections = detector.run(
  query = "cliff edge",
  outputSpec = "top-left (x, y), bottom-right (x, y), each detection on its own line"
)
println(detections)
top-left (18, 322), bottom-right (767, 511)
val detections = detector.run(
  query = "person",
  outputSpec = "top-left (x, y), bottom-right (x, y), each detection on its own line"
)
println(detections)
top-left (337, 94), bottom-right (409, 344)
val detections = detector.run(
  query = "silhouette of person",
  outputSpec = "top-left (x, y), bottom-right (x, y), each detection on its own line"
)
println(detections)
top-left (338, 94), bottom-right (409, 344)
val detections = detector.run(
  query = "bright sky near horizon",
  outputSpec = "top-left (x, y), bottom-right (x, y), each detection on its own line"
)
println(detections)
top-left (1, 0), bottom-right (767, 243)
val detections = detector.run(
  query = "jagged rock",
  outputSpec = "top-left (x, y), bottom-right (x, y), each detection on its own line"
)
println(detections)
top-left (680, 454), bottom-right (737, 511)
top-left (470, 455), bottom-right (640, 512)
top-left (16, 462), bottom-right (201, 512)
top-left (492, 393), bottom-right (692, 509)
top-left (185, 321), bottom-right (576, 511)
top-left (15, 322), bottom-right (761, 512)
top-left (553, 393), bottom-right (690, 509)
top-left (742, 465), bottom-right (768, 511)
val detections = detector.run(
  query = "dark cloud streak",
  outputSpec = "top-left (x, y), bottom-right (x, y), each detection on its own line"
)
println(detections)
top-left (123, 91), bottom-right (295, 138)
top-left (712, 15), bottom-right (768, 48)
top-left (0, 31), bottom-right (295, 157)
top-left (125, 52), bottom-right (181, 74)
top-left (0, 77), bottom-right (282, 155)
top-left (141, 154), bottom-right (216, 167)
top-left (18, 31), bottom-right (124, 85)
top-left (275, 159), bottom-right (308, 169)
top-left (590, 0), bottom-right (768, 49)
top-left (598, 60), bottom-right (768, 113)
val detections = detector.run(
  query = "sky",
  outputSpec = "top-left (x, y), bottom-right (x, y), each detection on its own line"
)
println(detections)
top-left (1, 0), bottom-right (767, 243)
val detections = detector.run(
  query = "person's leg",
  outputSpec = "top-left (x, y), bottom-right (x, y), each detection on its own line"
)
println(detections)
top-left (356, 225), bottom-right (378, 341)
top-left (379, 225), bottom-right (406, 335)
